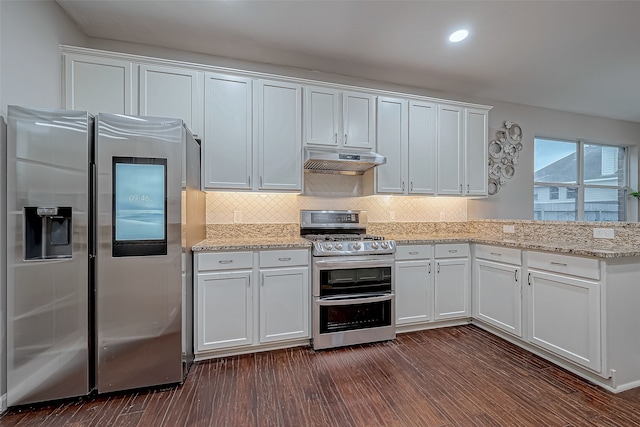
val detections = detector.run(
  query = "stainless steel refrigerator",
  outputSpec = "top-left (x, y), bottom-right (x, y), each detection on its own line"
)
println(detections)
top-left (6, 106), bottom-right (204, 406)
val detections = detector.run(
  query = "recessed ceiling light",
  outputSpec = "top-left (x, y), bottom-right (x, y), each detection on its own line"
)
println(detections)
top-left (449, 29), bottom-right (469, 43)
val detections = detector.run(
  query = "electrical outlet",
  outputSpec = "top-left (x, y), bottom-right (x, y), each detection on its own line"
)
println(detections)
top-left (593, 228), bottom-right (614, 239)
top-left (503, 225), bottom-right (515, 234)
top-left (233, 210), bottom-right (242, 224)
top-left (389, 211), bottom-right (396, 221)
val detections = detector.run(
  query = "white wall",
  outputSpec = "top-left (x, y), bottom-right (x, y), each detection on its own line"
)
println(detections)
top-left (0, 0), bottom-right (86, 116)
top-left (467, 101), bottom-right (640, 220)
top-left (0, 0), bottom-right (87, 411)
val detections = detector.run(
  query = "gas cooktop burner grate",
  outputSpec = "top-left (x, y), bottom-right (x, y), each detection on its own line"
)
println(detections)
top-left (303, 234), bottom-right (385, 242)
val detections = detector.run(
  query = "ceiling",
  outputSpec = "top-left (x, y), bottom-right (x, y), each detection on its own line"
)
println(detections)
top-left (56, 0), bottom-right (640, 123)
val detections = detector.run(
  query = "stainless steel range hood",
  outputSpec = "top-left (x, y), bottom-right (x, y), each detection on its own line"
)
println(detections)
top-left (304, 148), bottom-right (386, 175)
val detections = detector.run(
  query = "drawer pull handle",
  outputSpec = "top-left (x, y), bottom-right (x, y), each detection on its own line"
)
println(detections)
top-left (550, 262), bottom-right (567, 266)
top-left (408, 251), bottom-right (419, 255)
top-left (278, 257), bottom-right (292, 261)
top-left (490, 252), bottom-right (502, 256)
top-left (218, 260), bottom-right (233, 264)
top-left (448, 249), bottom-right (458, 253)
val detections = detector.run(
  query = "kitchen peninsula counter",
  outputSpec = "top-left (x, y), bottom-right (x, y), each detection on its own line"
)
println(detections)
top-left (386, 233), bottom-right (640, 259)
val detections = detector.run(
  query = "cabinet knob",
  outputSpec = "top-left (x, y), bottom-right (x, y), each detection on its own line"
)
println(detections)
top-left (218, 260), bottom-right (233, 264)
top-left (278, 257), bottom-right (291, 261)
top-left (344, 134), bottom-right (348, 144)
top-left (334, 133), bottom-right (338, 144)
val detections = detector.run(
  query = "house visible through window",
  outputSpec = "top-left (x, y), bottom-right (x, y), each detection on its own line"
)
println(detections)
top-left (534, 138), bottom-right (627, 221)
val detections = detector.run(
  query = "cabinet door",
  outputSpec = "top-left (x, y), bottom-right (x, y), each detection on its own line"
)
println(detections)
top-left (434, 258), bottom-right (470, 320)
top-left (203, 73), bottom-right (253, 190)
top-left (408, 101), bottom-right (437, 194)
top-left (436, 104), bottom-right (464, 195)
top-left (395, 260), bottom-right (432, 325)
top-left (474, 259), bottom-right (522, 337)
top-left (376, 97), bottom-right (407, 194)
top-left (528, 270), bottom-right (601, 371)
top-left (139, 65), bottom-right (204, 137)
top-left (64, 54), bottom-right (135, 115)
top-left (256, 80), bottom-right (302, 191)
top-left (260, 267), bottom-right (310, 343)
top-left (196, 271), bottom-right (253, 351)
top-left (342, 91), bottom-right (375, 149)
top-left (465, 108), bottom-right (488, 196)
top-left (304, 86), bottom-right (340, 146)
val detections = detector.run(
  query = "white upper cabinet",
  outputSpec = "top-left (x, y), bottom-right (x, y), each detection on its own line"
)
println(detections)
top-left (436, 104), bottom-right (465, 195)
top-left (408, 101), bottom-right (437, 194)
top-left (464, 108), bottom-right (489, 196)
top-left (376, 98), bottom-right (437, 195)
top-left (255, 80), bottom-right (303, 191)
top-left (64, 54), bottom-right (136, 115)
top-left (304, 86), bottom-right (340, 146)
top-left (139, 65), bottom-right (204, 137)
top-left (203, 73), bottom-right (253, 190)
top-left (304, 86), bottom-right (375, 150)
top-left (343, 91), bottom-right (376, 149)
top-left (376, 97), bottom-right (408, 194)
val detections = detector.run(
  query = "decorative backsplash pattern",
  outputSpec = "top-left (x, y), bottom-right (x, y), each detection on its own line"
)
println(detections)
top-left (206, 192), bottom-right (468, 224)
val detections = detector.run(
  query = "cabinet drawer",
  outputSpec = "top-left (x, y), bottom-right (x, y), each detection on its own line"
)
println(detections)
top-left (527, 251), bottom-right (600, 280)
top-left (197, 251), bottom-right (253, 271)
top-left (259, 249), bottom-right (308, 268)
top-left (396, 245), bottom-right (432, 260)
top-left (475, 245), bottom-right (522, 266)
top-left (435, 244), bottom-right (469, 258)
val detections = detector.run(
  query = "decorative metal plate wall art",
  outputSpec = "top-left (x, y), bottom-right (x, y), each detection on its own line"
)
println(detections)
top-left (488, 121), bottom-right (523, 195)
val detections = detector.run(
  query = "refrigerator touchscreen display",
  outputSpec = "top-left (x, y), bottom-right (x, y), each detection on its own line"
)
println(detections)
top-left (112, 157), bottom-right (167, 257)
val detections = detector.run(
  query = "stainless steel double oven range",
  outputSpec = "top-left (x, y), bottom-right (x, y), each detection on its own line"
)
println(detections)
top-left (301, 210), bottom-right (396, 350)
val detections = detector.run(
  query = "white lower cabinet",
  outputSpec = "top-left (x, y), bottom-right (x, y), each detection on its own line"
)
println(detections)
top-left (260, 267), bottom-right (309, 342)
top-left (197, 271), bottom-right (253, 351)
top-left (473, 245), bottom-right (522, 337)
top-left (395, 245), bottom-right (432, 326)
top-left (527, 268), bottom-right (601, 371)
top-left (195, 249), bottom-right (310, 358)
top-left (434, 244), bottom-right (470, 320)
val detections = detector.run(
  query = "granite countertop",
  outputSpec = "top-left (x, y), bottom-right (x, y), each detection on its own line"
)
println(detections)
top-left (192, 237), bottom-right (312, 252)
top-left (386, 233), bottom-right (640, 259)
top-left (193, 234), bottom-right (640, 259)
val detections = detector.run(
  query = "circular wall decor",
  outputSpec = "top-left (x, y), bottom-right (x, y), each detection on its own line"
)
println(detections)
top-left (488, 121), bottom-right (523, 195)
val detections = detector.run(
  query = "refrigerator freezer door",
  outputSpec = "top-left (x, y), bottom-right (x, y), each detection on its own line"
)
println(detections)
top-left (95, 113), bottom-right (184, 393)
top-left (6, 106), bottom-right (91, 406)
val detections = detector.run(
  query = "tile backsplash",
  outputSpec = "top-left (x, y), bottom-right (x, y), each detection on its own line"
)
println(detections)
top-left (206, 172), bottom-right (468, 224)
top-left (206, 192), bottom-right (467, 224)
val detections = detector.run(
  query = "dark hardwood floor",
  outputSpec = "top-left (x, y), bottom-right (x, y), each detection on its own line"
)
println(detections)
top-left (3, 325), bottom-right (640, 426)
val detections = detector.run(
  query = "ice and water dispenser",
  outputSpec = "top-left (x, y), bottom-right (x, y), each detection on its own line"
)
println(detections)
top-left (24, 207), bottom-right (73, 260)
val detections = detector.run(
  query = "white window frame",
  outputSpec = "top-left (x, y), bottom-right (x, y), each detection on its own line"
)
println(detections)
top-left (534, 137), bottom-right (630, 222)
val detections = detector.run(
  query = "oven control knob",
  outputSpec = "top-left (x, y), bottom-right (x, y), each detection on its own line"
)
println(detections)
top-left (335, 243), bottom-right (343, 250)
top-left (323, 242), bottom-right (333, 250)
top-left (352, 242), bottom-right (362, 250)
top-left (380, 241), bottom-right (389, 249)
top-left (371, 242), bottom-right (379, 249)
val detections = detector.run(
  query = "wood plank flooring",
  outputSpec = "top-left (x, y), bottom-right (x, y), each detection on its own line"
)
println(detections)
top-left (3, 325), bottom-right (640, 426)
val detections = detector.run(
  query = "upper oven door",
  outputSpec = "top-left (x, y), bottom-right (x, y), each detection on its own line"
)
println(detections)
top-left (313, 256), bottom-right (394, 297)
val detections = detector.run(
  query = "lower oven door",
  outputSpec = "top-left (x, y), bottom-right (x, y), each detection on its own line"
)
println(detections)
top-left (313, 293), bottom-right (396, 350)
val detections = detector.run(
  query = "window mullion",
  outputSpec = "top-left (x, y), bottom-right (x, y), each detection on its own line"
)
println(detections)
top-left (577, 141), bottom-right (585, 220)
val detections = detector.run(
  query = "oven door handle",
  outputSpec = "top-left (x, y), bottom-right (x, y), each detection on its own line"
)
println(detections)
top-left (313, 258), bottom-right (394, 269)
top-left (316, 293), bottom-right (394, 306)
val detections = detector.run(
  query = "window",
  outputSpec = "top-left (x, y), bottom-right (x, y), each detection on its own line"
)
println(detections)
top-left (534, 138), bottom-right (628, 221)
